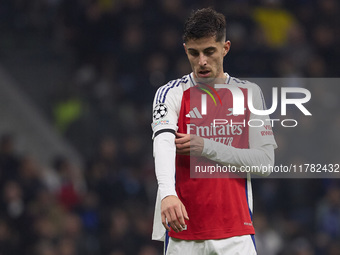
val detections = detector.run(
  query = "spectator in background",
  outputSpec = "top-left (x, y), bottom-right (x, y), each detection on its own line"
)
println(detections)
top-left (53, 156), bottom-right (85, 211)
top-left (252, 0), bottom-right (296, 49)
top-left (254, 212), bottom-right (283, 255)
top-left (316, 185), bottom-right (340, 253)
top-left (0, 219), bottom-right (17, 254)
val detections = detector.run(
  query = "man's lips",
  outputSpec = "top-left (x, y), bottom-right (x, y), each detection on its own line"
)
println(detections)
top-left (198, 70), bottom-right (211, 77)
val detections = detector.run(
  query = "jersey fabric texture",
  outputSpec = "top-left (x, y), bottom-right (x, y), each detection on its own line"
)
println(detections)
top-left (151, 73), bottom-right (276, 241)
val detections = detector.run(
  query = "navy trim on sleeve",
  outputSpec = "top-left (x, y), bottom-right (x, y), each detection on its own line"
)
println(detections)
top-left (161, 80), bottom-right (181, 103)
top-left (154, 129), bottom-right (176, 138)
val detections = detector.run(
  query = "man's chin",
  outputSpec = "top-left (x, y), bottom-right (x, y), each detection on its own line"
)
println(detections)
top-left (195, 76), bottom-right (224, 86)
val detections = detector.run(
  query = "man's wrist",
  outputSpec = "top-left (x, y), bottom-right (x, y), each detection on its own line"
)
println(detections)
top-left (161, 194), bottom-right (178, 201)
top-left (160, 189), bottom-right (178, 201)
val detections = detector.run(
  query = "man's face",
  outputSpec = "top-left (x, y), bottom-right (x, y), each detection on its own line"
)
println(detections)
top-left (184, 36), bottom-right (230, 81)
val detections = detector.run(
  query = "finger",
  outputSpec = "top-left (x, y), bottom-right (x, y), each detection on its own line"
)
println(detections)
top-left (181, 203), bottom-right (190, 221)
top-left (175, 205), bottom-right (186, 227)
top-left (175, 132), bottom-right (186, 138)
top-left (165, 209), bottom-right (177, 232)
top-left (175, 142), bottom-right (190, 150)
top-left (175, 138), bottom-right (189, 145)
top-left (169, 209), bottom-right (182, 232)
top-left (161, 213), bottom-right (170, 231)
top-left (175, 134), bottom-right (190, 144)
top-left (166, 210), bottom-right (179, 232)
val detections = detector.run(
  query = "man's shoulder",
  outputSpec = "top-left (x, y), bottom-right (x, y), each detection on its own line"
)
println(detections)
top-left (154, 74), bottom-right (191, 104)
top-left (227, 76), bottom-right (261, 90)
top-left (161, 74), bottom-right (191, 90)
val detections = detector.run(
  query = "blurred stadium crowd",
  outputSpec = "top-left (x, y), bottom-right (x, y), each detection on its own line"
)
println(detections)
top-left (0, 0), bottom-right (340, 254)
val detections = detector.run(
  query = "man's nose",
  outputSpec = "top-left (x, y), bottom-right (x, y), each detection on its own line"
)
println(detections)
top-left (198, 53), bottom-right (207, 66)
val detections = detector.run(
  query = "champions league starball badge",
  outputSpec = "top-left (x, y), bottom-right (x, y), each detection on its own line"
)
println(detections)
top-left (153, 104), bottom-right (168, 120)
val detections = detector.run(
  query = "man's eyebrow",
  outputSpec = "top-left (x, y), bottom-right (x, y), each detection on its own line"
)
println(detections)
top-left (203, 47), bottom-right (217, 51)
top-left (187, 48), bottom-right (198, 51)
top-left (187, 46), bottom-right (217, 51)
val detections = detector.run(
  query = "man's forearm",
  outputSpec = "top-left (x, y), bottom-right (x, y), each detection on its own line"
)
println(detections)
top-left (202, 138), bottom-right (275, 177)
top-left (153, 132), bottom-right (177, 199)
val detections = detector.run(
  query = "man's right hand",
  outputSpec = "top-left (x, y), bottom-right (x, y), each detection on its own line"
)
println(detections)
top-left (161, 195), bottom-right (189, 233)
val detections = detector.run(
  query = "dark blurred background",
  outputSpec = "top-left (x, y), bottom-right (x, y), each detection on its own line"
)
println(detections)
top-left (0, 0), bottom-right (339, 254)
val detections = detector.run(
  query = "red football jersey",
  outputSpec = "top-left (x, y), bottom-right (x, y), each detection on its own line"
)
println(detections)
top-left (151, 73), bottom-right (276, 241)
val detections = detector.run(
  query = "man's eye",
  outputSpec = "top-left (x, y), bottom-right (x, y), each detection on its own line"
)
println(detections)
top-left (205, 51), bottom-right (214, 56)
top-left (190, 51), bottom-right (199, 57)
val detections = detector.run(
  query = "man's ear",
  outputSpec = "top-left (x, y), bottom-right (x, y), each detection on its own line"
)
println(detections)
top-left (183, 43), bottom-right (188, 54)
top-left (223, 40), bottom-right (231, 56)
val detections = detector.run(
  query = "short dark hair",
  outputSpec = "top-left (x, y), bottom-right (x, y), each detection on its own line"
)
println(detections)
top-left (183, 8), bottom-right (226, 43)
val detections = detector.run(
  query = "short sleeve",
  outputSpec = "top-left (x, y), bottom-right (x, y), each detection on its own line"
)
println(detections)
top-left (151, 80), bottom-right (183, 139)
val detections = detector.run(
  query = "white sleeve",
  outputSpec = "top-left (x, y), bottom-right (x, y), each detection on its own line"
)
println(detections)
top-left (151, 81), bottom-right (183, 241)
top-left (151, 82), bottom-right (183, 199)
top-left (202, 83), bottom-right (277, 176)
top-left (152, 133), bottom-right (177, 241)
top-left (202, 140), bottom-right (275, 177)
top-left (153, 132), bottom-right (177, 200)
